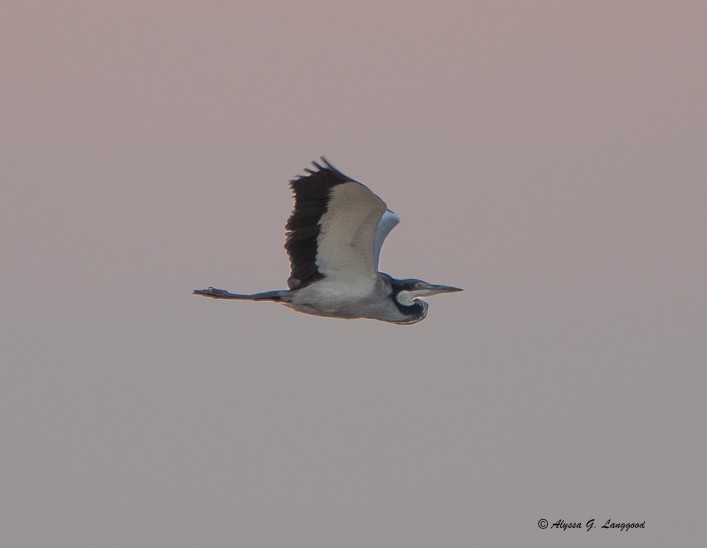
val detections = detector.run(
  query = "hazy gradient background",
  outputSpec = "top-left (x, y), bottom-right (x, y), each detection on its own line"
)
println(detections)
top-left (3, 1), bottom-right (706, 546)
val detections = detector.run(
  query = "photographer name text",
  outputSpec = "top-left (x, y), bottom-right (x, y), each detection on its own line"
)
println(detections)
top-left (537, 518), bottom-right (645, 532)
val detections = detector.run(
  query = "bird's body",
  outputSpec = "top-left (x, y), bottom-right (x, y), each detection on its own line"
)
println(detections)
top-left (194, 158), bottom-right (461, 324)
top-left (285, 273), bottom-right (417, 323)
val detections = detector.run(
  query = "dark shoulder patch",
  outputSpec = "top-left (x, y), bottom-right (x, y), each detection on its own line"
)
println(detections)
top-left (284, 158), bottom-right (354, 289)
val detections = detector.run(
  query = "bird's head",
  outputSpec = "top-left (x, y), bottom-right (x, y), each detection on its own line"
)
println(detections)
top-left (388, 277), bottom-right (463, 324)
top-left (392, 278), bottom-right (463, 305)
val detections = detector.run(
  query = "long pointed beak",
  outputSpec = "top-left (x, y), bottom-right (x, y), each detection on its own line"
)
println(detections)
top-left (417, 282), bottom-right (464, 297)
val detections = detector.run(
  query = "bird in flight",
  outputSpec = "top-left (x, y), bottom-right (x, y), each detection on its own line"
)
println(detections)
top-left (194, 158), bottom-right (462, 324)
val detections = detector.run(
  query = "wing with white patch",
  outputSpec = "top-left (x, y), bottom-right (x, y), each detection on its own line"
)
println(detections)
top-left (317, 181), bottom-right (387, 282)
top-left (373, 208), bottom-right (400, 271)
top-left (285, 158), bottom-right (387, 289)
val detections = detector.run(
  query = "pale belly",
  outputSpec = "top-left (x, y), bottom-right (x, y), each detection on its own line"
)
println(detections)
top-left (287, 278), bottom-right (389, 319)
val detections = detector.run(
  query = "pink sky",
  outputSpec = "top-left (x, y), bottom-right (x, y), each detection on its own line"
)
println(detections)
top-left (3, 1), bottom-right (706, 546)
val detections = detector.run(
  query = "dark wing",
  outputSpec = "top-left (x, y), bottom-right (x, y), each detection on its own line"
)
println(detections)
top-left (285, 158), bottom-right (388, 290)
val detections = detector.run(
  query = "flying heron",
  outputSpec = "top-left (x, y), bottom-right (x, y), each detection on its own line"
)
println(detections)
top-left (194, 158), bottom-right (462, 324)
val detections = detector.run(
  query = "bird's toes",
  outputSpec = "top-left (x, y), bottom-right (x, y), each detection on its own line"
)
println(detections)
top-left (193, 287), bottom-right (229, 298)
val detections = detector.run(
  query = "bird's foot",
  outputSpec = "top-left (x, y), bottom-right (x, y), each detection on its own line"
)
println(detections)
top-left (193, 287), bottom-right (232, 298)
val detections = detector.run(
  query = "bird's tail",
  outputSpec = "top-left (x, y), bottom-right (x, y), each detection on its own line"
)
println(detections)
top-left (193, 287), bottom-right (291, 302)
